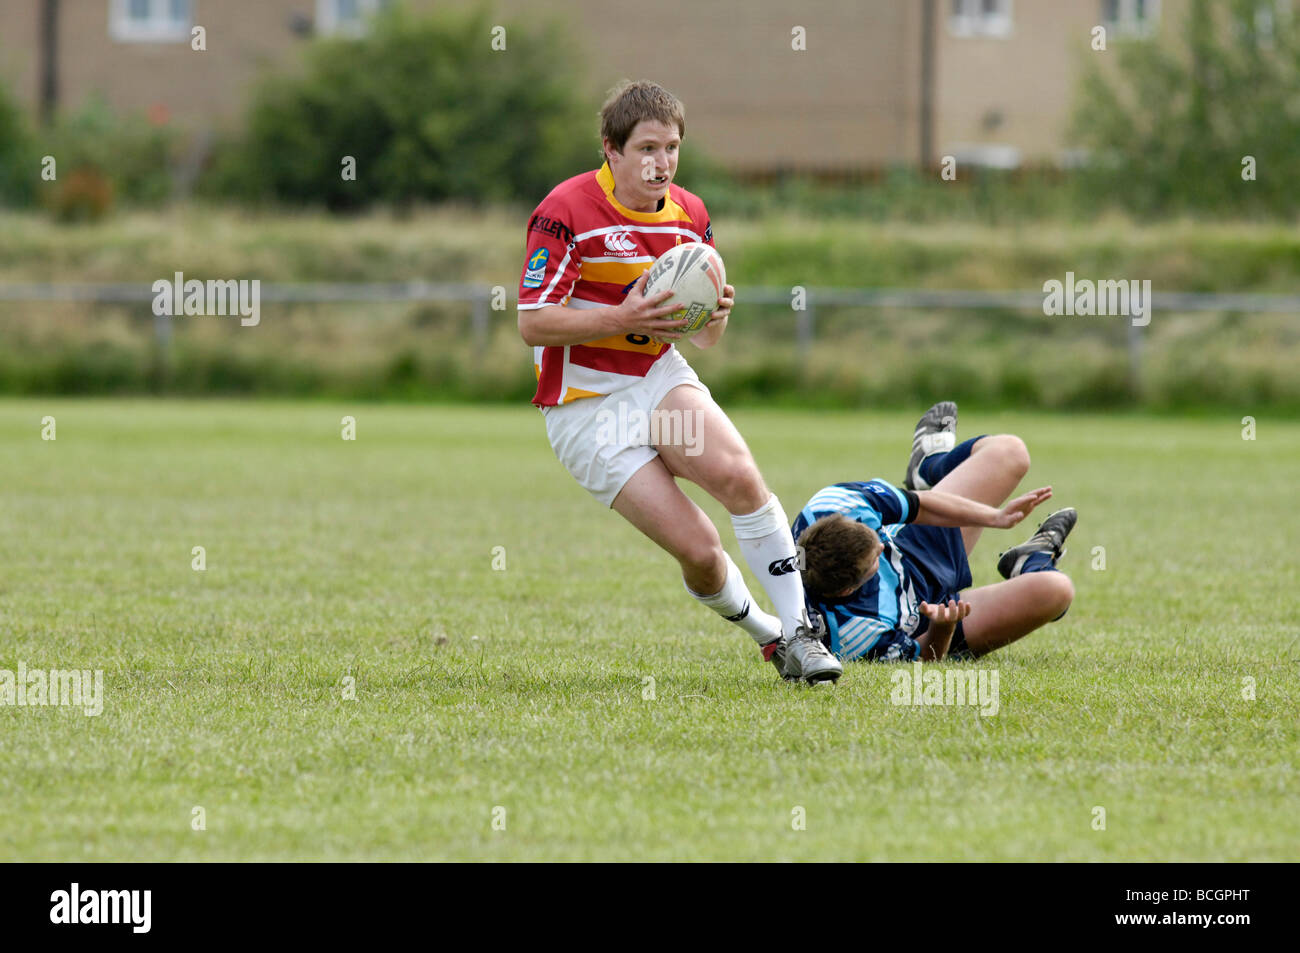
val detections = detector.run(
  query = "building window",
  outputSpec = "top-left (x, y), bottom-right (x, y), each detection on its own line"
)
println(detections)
top-left (949, 0), bottom-right (1013, 38)
top-left (316, 0), bottom-right (392, 37)
top-left (1237, 0), bottom-right (1293, 48)
top-left (110, 0), bottom-right (192, 43)
top-left (1101, 0), bottom-right (1161, 39)
top-left (950, 143), bottom-right (1022, 170)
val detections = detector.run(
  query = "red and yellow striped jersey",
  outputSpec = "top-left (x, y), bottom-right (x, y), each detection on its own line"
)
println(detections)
top-left (518, 162), bottom-right (714, 406)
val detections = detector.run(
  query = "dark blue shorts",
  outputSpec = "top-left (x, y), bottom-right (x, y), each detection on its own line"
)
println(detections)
top-left (895, 523), bottom-right (974, 659)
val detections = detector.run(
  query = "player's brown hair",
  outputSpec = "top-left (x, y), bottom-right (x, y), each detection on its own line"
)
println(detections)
top-left (600, 80), bottom-right (686, 155)
top-left (797, 514), bottom-right (882, 599)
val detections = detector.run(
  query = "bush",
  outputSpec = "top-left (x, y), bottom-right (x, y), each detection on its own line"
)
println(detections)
top-left (682, 161), bottom-right (1094, 225)
top-left (0, 83), bottom-right (178, 216)
top-left (36, 97), bottom-right (178, 218)
top-left (0, 80), bottom-right (36, 208)
top-left (204, 5), bottom-right (593, 210)
top-left (1070, 0), bottom-right (1300, 218)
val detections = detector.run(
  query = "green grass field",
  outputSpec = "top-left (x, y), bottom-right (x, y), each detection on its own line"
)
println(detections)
top-left (0, 399), bottom-right (1296, 861)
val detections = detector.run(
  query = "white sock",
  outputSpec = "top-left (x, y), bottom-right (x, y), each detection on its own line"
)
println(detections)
top-left (685, 552), bottom-right (782, 645)
top-left (731, 493), bottom-right (809, 641)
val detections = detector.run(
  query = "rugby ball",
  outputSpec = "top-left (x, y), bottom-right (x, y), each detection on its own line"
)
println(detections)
top-left (643, 242), bottom-right (727, 338)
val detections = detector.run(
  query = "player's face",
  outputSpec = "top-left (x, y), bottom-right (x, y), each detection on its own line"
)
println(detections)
top-left (606, 120), bottom-right (680, 212)
top-left (831, 554), bottom-right (880, 598)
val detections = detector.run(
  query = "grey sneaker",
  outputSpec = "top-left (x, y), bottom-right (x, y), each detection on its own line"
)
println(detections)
top-left (997, 507), bottom-right (1078, 579)
top-left (781, 615), bottom-right (842, 684)
top-left (761, 638), bottom-right (795, 681)
top-left (904, 401), bottom-right (958, 490)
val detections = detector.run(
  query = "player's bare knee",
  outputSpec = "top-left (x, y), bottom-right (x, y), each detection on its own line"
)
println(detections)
top-left (1045, 572), bottom-right (1074, 614)
top-left (716, 460), bottom-right (767, 513)
top-left (996, 434), bottom-right (1031, 477)
top-left (677, 533), bottom-right (725, 581)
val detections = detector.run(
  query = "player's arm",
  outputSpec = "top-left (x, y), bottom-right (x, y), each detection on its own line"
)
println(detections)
top-left (689, 215), bottom-right (732, 350)
top-left (518, 273), bottom-right (689, 346)
top-left (913, 486), bottom-right (1052, 530)
top-left (914, 599), bottom-right (972, 661)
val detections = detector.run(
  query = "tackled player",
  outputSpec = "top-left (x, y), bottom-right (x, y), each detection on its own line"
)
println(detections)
top-left (794, 402), bottom-right (1078, 663)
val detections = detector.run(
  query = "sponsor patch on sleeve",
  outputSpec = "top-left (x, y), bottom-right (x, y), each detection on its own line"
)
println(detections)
top-left (522, 247), bottom-right (549, 288)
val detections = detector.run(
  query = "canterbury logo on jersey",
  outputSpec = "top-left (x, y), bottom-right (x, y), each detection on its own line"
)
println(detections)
top-left (768, 556), bottom-right (801, 576)
top-left (604, 230), bottom-right (638, 256)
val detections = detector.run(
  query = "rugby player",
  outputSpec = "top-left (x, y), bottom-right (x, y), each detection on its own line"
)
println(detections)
top-left (517, 81), bottom-right (841, 683)
top-left (793, 402), bottom-right (1078, 662)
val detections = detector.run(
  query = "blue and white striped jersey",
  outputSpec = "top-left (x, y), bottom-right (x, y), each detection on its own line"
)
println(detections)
top-left (791, 480), bottom-right (923, 662)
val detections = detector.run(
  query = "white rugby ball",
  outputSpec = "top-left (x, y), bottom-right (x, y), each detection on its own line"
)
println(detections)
top-left (643, 242), bottom-right (727, 338)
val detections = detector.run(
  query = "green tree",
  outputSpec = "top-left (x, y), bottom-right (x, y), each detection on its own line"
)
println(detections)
top-left (209, 6), bottom-right (593, 209)
top-left (0, 80), bottom-right (35, 208)
top-left (42, 97), bottom-right (177, 207)
top-left (1070, 0), bottom-right (1300, 216)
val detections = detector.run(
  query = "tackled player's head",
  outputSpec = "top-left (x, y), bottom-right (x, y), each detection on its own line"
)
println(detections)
top-left (600, 80), bottom-right (685, 212)
top-left (797, 514), bottom-right (883, 599)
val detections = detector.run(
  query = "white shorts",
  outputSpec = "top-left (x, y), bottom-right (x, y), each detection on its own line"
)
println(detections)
top-left (540, 347), bottom-right (711, 507)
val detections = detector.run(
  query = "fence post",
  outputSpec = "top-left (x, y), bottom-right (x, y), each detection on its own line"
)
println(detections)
top-left (471, 287), bottom-right (489, 356)
top-left (796, 296), bottom-right (815, 359)
top-left (152, 307), bottom-right (172, 393)
top-left (1126, 314), bottom-right (1144, 398)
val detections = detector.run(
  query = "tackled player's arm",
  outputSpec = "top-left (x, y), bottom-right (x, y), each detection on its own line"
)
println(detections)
top-left (915, 623), bottom-right (954, 662)
top-left (912, 486), bottom-right (1053, 530)
top-left (915, 621), bottom-right (956, 657)
top-left (913, 600), bottom-right (972, 661)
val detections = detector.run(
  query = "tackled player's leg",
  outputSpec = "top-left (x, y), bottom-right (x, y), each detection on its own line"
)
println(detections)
top-left (902, 401), bottom-right (1076, 658)
top-left (905, 403), bottom-right (1032, 555)
top-left (954, 568), bottom-right (1075, 657)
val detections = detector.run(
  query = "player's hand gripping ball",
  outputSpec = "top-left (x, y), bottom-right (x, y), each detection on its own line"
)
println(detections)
top-left (642, 242), bottom-right (727, 340)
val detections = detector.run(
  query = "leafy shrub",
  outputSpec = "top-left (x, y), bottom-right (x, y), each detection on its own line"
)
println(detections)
top-left (38, 97), bottom-right (177, 215)
top-left (204, 5), bottom-right (592, 210)
top-left (1070, 0), bottom-right (1300, 218)
top-left (0, 79), bottom-right (35, 208)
